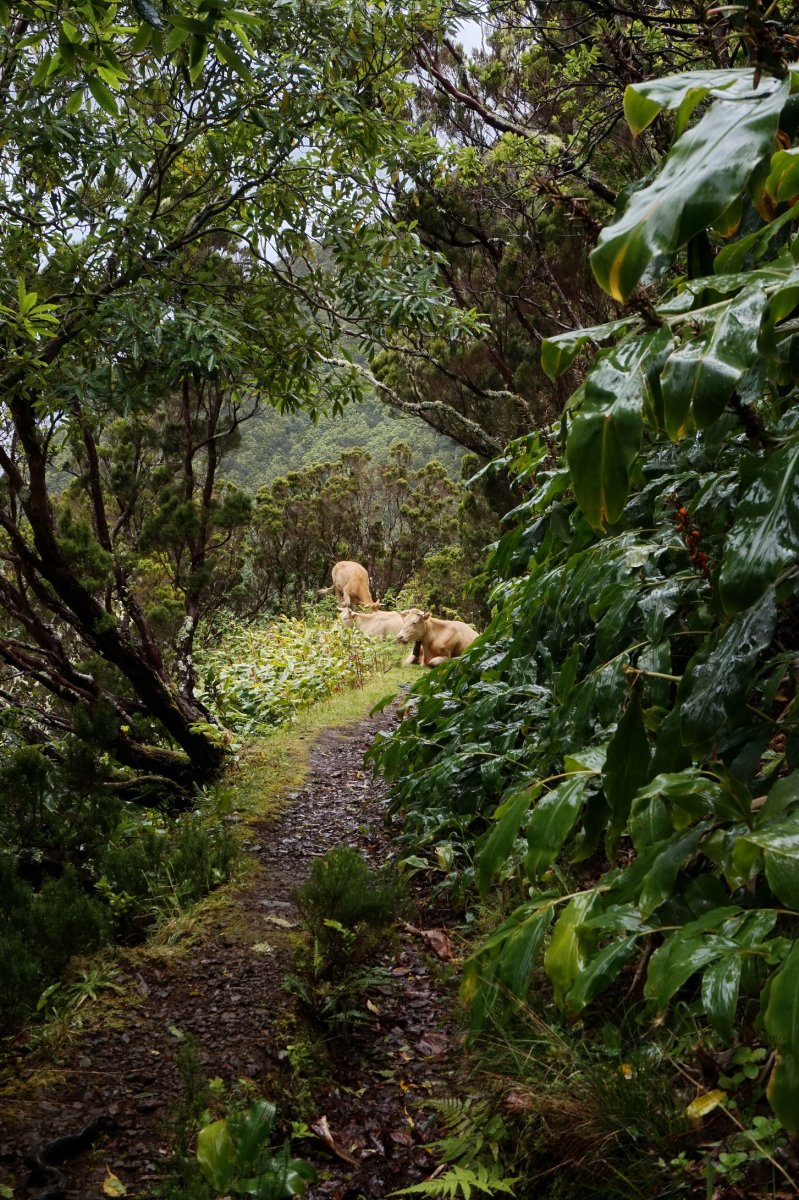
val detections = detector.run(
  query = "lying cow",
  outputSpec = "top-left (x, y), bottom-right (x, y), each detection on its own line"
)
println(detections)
top-left (318, 560), bottom-right (378, 610)
top-left (396, 608), bottom-right (479, 666)
top-left (341, 607), bottom-right (422, 664)
top-left (340, 607), bottom-right (404, 638)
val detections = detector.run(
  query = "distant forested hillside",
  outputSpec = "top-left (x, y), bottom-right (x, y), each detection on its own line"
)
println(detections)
top-left (225, 394), bottom-right (465, 491)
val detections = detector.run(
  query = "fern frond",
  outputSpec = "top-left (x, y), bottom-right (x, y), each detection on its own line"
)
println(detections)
top-left (389, 1162), bottom-right (521, 1199)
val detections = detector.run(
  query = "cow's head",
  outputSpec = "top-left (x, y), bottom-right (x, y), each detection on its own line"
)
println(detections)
top-left (396, 608), bottom-right (430, 644)
top-left (340, 607), bottom-right (355, 625)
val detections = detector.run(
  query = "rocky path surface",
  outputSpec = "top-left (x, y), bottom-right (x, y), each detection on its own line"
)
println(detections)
top-left (0, 707), bottom-right (459, 1200)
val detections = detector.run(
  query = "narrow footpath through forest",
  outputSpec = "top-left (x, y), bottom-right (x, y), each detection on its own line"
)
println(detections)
top-left (0, 705), bottom-right (461, 1200)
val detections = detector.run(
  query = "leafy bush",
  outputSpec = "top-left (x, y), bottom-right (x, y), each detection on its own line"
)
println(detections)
top-left (292, 845), bottom-right (407, 966)
top-left (373, 60), bottom-right (799, 1144)
top-left (287, 846), bottom-right (406, 1033)
top-left (0, 742), bottom-right (121, 864)
top-left (195, 615), bottom-right (400, 735)
top-left (99, 813), bottom-right (239, 934)
top-left (0, 857), bottom-right (111, 1031)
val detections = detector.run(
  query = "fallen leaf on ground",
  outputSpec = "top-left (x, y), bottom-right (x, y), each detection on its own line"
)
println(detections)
top-left (416, 1032), bottom-right (448, 1057)
top-left (102, 1168), bottom-right (127, 1196)
top-left (309, 1115), bottom-right (359, 1165)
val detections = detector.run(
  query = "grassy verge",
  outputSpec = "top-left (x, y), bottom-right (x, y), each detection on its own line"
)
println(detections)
top-left (228, 662), bottom-right (413, 821)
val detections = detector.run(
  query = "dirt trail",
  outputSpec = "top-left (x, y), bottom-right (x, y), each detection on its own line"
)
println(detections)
top-left (0, 707), bottom-right (459, 1200)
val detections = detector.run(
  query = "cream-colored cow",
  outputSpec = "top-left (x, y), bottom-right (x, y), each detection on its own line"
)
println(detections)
top-left (340, 607), bottom-right (404, 638)
top-left (342, 607), bottom-right (422, 664)
top-left (396, 608), bottom-right (479, 666)
top-left (319, 561), bottom-right (378, 610)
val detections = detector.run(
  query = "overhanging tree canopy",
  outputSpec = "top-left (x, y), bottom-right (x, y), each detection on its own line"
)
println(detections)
top-left (0, 0), bottom-right (471, 783)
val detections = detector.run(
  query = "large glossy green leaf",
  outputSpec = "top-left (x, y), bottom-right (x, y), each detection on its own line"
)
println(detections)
top-left (540, 317), bottom-right (641, 381)
top-left (525, 775), bottom-right (591, 879)
top-left (567, 328), bottom-right (670, 528)
top-left (701, 952), bottom-right (742, 1040)
top-left (197, 1119), bottom-right (234, 1191)
top-left (714, 201), bottom-right (799, 275)
top-left (564, 935), bottom-right (637, 1013)
top-left (644, 909), bottom-right (741, 1011)
top-left (602, 692), bottom-right (651, 847)
top-left (476, 784), bottom-right (541, 897)
top-left (639, 825), bottom-right (706, 919)
top-left (719, 438), bottom-right (799, 613)
top-left (544, 891), bottom-right (603, 1009)
top-left (766, 147), bottom-right (799, 202)
top-left (659, 285), bottom-right (767, 437)
top-left (741, 819), bottom-right (799, 909)
top-left (764, 940), bottom-right (799, 1132)
top-left (680, 589), bottom-right (777, 748)
top-left (622, 69), bottom-right (752, 136)
top-left (461, 901), bottom-right (554, 1030)
top-left (592, 75), bottom-right (789, 302)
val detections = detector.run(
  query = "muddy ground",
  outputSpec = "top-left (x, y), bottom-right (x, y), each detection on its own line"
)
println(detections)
top-left (0, 706), bottom-right (462, 1200)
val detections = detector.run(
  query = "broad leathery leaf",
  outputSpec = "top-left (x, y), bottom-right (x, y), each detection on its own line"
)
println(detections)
top-left (764, 940), bottom-right (799, 1132)
top-left (680, 589), bottom-right (777, 748)
top-left (701, 952), bottom-right (742, 1040)
top-left (602, 693), bottom-right (651, 848)
top-left (623, 69), bottom-right (753, 135)
top-left (525, 775), bottom-right (591, 879)
top-left (741, 819), bottom-right (799, 909)
top-left (720, 438), bottom-right (799, 613)
top-left (494, 906), bottom-right (554, 997)
top-left (476, 785), bottom-right (541, 897)
top-left (196, 1119), bottom-right (234, 1190)
top-left (767, 147), bottom-right (799, 202)
top-left (214, 35), bottom-right (253, 82)
top-left (656, 262), bottom-right (789, 316)
top-left (564, 935), bottom-right (637, 1014)
top-left (639, 825), bottom-right (706, 919)
top-left (644, 912), bottom-right (741, 1012)
top-left (759, 772), bottom-right (799, 823)
top-left (461, 902), bottom-right (553, 1029)
top-left (541, 317), bottom-right (641, 380)
top-left (592, 74), bottom-right (790, 302)
top-left (686, 1089), bottom-right (728, 1121)
top-left (236, 1100), bottom-right (277, 1175)
top-left (544, 891), bottom-right (603, 1009)
top-left (131, 0), bottom-right (164, 29)
top-left (660, 285), bottom-right (767, 438)
top-left (714, 201), bottom-right (799, 275)
top-left (102, 1170), bottom-right (127, 1197)
top-left (567, 328), bottom-right (669, 529)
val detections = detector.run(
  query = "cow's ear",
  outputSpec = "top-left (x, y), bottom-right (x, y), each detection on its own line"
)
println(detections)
top-left (423, 611), bottom-right (431, 620)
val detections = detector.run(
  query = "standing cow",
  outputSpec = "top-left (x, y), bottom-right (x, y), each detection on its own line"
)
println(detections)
top-left (318, 560), bottom-right (378, 610)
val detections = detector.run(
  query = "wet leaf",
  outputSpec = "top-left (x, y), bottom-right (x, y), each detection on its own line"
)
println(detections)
top-left (685, 1089), bottom-right (728, 1121)
top-left (720, 438), bottom-right (799, 613)
top-left (680, 590), bottom-right (777, 748)
top-left (102, 1170), bottom-right (127, 1197)
top-left (592, 74), bottom-right (789, 301)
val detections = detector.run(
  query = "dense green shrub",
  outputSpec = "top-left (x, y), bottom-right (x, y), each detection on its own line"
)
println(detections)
top-left (99, 814), bottom-right (239, 933)
top-left (373, 59), bottom-right (799, 1164)
top-left (293, 845), bottom-right (407, 964)
top-left (287, 847), bottom-right (406, 1033)
top-left (0, 856), bottom-right (111, 1031)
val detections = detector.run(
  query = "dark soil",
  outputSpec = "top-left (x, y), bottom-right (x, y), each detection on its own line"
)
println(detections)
top-left (0, 706), bottom-right (461, 1200)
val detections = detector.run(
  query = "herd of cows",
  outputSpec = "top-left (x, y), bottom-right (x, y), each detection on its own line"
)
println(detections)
top-left (319, 560), bottom-right (479, 668)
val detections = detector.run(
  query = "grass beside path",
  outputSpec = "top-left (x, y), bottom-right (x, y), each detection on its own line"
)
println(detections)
top-left (227, 663), bottom-right (414, 822)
